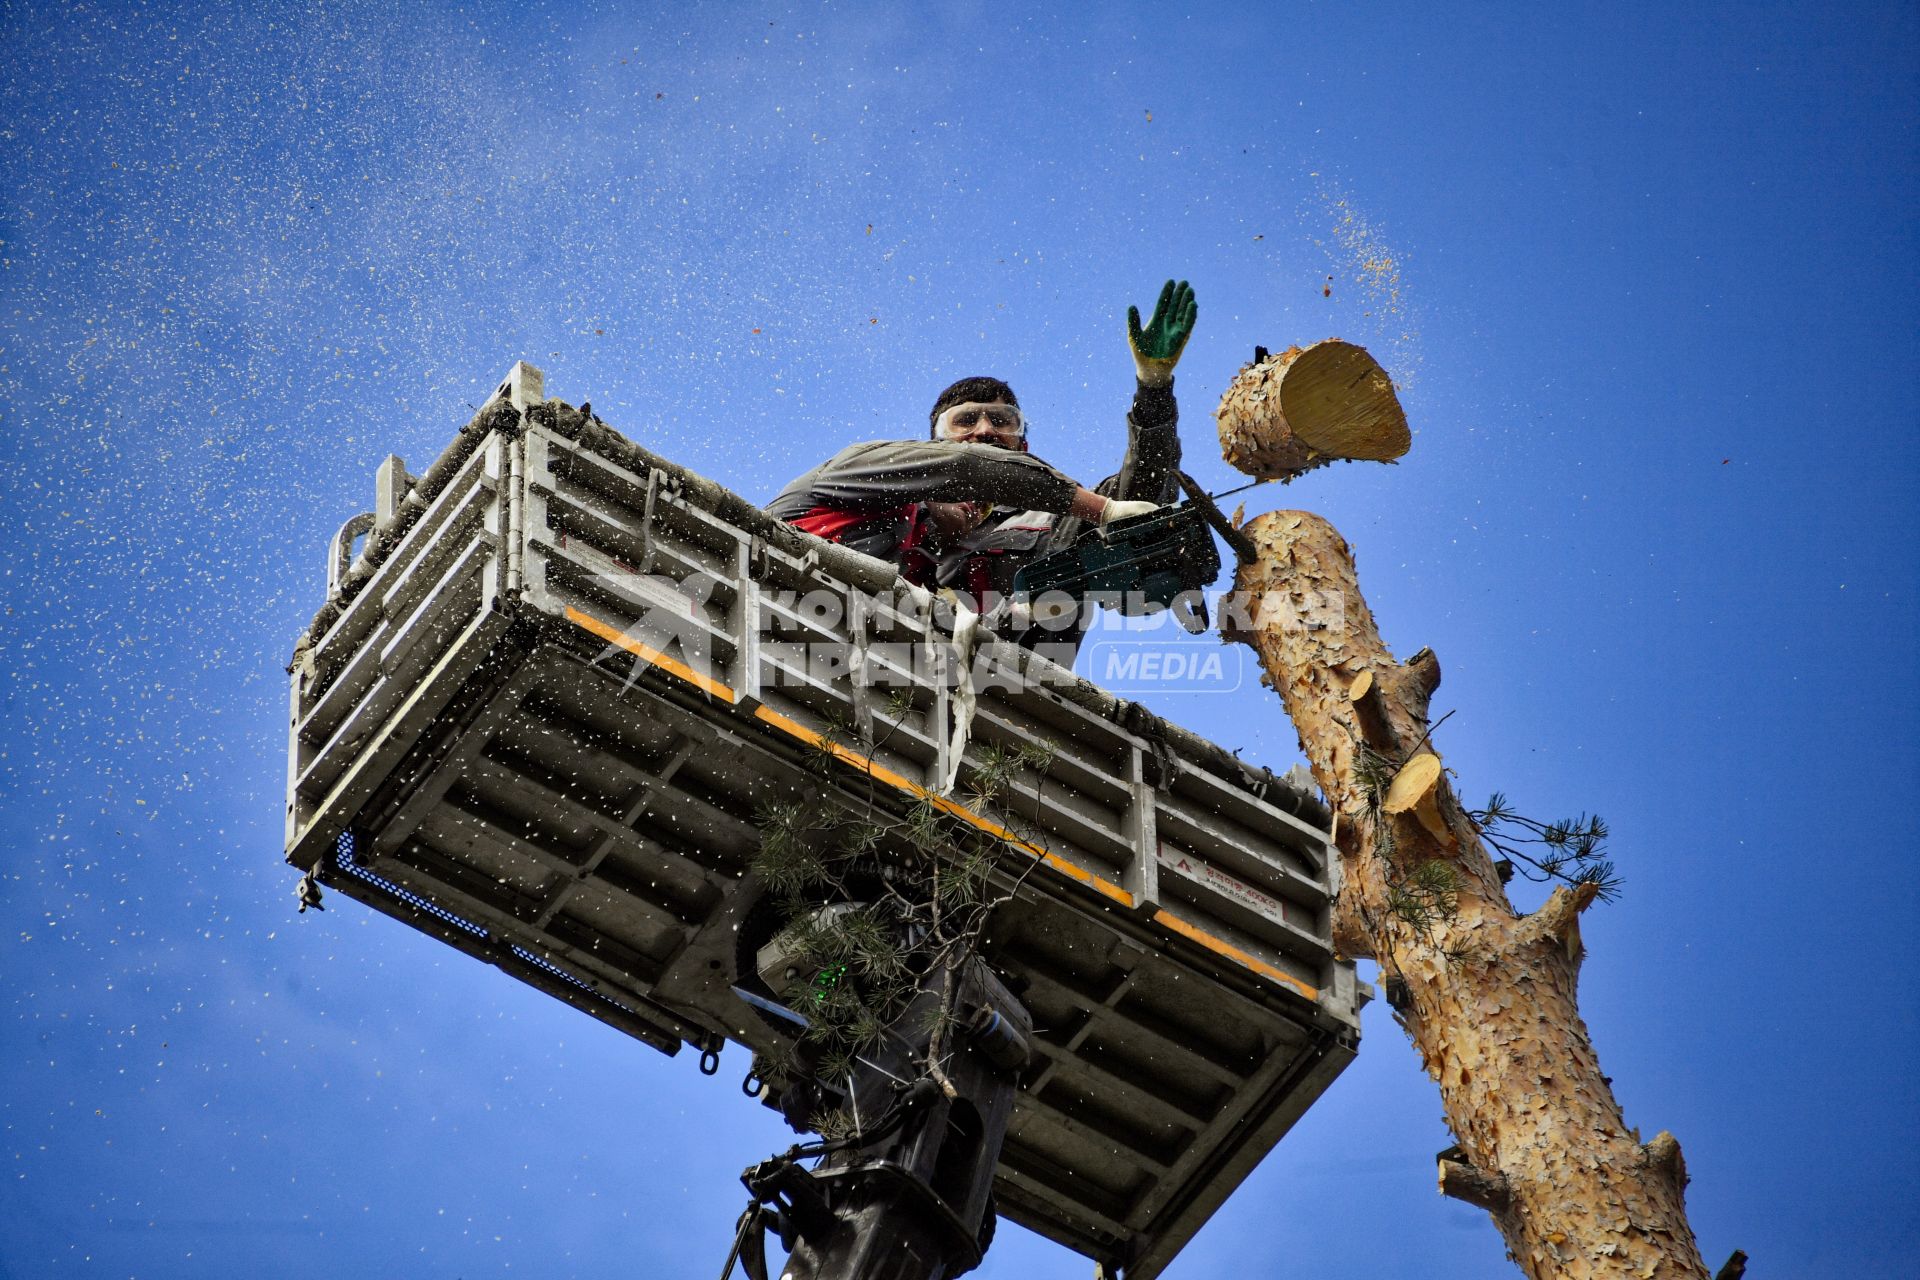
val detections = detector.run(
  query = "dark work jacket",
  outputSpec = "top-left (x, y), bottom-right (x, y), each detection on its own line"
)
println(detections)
top-left (765, 380), bottom-right (1183, 658)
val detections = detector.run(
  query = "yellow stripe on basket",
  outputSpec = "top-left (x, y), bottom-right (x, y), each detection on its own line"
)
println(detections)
top-left (1153, 909), bottom-right (1319, 1000)
top-left (565, 606), bottom-right (738, 703)
top-left (566, 605), bottom-right (1136, 911)
top-left (751, 707), bottom-right (1132, 902)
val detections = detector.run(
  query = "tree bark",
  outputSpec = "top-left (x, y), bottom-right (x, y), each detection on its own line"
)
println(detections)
top-left (1224, 509), bottom-right (1710, 1280)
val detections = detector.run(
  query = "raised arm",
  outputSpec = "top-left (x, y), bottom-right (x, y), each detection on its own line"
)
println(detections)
top-left (1112, 278), bottom-right (1196, 501)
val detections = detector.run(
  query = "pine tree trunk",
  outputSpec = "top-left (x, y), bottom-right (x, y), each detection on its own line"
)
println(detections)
top-left (1226, 510), bottom-right (1711, 1280)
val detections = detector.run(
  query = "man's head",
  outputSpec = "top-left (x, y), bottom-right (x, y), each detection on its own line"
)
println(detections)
top-left (929, 376), bottom-right (1025, 450)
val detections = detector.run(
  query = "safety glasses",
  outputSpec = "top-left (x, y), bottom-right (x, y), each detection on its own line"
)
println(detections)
top-left (936, 401), bottom-right (1025, 440)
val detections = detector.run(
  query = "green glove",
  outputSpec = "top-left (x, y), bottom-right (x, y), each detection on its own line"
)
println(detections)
top-left (1127, 279), bottom-right (1197, 388)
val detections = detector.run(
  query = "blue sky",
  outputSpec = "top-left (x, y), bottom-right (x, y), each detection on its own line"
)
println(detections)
top-left (2, 1), bottom-right (1915, 1276)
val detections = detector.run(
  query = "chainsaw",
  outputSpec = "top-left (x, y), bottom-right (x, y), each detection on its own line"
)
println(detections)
top-left (1012, 503), bottom-right (1222, 635)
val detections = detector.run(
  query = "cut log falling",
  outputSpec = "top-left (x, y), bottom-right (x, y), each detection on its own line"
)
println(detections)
top-left (1215, 352), bottom-right (1714, 1278)
top-left (1214, 339), bottom-right (1410, 480)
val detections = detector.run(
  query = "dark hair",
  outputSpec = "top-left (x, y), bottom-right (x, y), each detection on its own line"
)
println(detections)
top-left (929, 377), bottom-right (1019, 436)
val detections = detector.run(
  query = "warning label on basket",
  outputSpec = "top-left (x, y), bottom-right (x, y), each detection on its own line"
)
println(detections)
top-left (1159, 849), bottom-right (1302, 929)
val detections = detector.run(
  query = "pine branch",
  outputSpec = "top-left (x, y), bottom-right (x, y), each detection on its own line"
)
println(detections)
top-left (1467, 795), bottom-right (1624, 903)
top-left (751, 713), bottom-right (1069, 1113)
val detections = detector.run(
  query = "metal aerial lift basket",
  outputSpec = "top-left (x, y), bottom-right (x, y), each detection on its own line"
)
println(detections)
top-left (285, 363), bottom-right (1365, 1278)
